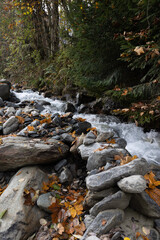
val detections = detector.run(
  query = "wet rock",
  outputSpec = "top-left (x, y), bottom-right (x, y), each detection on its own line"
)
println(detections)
top-left (9, 91), bottom-right (20, 103)
top-left (3, 116), bottom-right (19, 135)
top-left (37, 192), bottom-right (55, 213)
top-left (15, 109), bottom-right (22, 116)
top-left (102, 97), bottom-right (117, 114)
top-left (31, 110), bottom-right (39, 117)
top-left (111, 232), bottom-right (122, 240)
top-left (96, 131), bottom-right (115, 142)
top-left (89, 99), bottom-right (103, 113)
top-left (90, 191), bottom-right (131, 216)
top-left (81, 209), bottom-right (124, 239)
top-left (86, 158), bottom-right (149, 191)
top-left (54, 159), bottom-right (68, 172)
top-left (34, 103), bottom-right (45, 112)
top-left (65, 102), bottom-right (76, 113)
top-left (70, 133), bottom-right (85, 153)
top-left (0, 82), bottom-right (10, 100)
top-left (115, 138), bottom-right (127, 148)
top-left (0, 109), bottom-right (4, 116)
top-left (78, 142), bottom-right (101, 160)
top-left (59, 167), bottom-right (73, 183)
top-left (76, 92), bottom-right (96, 105)
top-left (83, 138), bottom-right (96, 146)
top-left (0, 97), bottom-right (4, 107)
top-left (52, 115), bottom-right (62, 126)
top-left (5, 107), bottom-right (16, 116)
top-left (117, 175), bottom-right (147, 193)
top-left (86, 131), bottom-right (97, 139)
top-left (43, 91), bottom-right (52, 98)
top-left (74, 121), bottom-right (91, 135)
top-left (61, 133), bottom-right (74, 145)
top-left (86, 148), bottom-right (128, 171)
top-left (84, 188), bottom-right (118, 208)
top-left (84, 215), bottom-right (95, 228)
top-left (130, 191), bottom-right (160, 218)
top-left (0, 137), bottom-right (69, 171)
top-left (0, 166), bottom-right (47, 240)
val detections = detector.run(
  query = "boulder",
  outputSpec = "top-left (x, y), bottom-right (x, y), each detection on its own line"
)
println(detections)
top-left (3, 116), bottom-right (19, 135)
top-left (74, 121), bottom-right (91, 135)
top-left (0, 137), bottom-right (69, 171)
top-left (0, 97), bottom-right (4, 107)
top-left (37, 192), bottom-right (55, 213)
top-left (86, 158), bottom-right (149, 191)
top-left (117, 175), bottom-right (147, 193)
top-left (96, 131), bottom-right (115, 142)
top-left (84, 188), bottom-right (118, 208)
top-left (65, 102), bottom-right (76, 113)
top-left (76, 92), bottom-right (96, 105)
top-left (90, 191), bottom-right (131, 216)
top-left (78, 142), bottom-right (102, 160)
top-left (86, 148), bottom-right (128, 171)
top-left (0, 80), bottom-right (11, 100)
top-left (130, 191), bottom-right (160, 218)
top-left (0, 167), bottom-right (48, 240)
top-left (81, 209), bottom-right (124, 239)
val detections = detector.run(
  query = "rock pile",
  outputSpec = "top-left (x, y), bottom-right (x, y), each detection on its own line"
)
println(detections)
top-left (77, 131), bottom-right (160, 240)
top-left (0, 80), bottom-right (160, 240)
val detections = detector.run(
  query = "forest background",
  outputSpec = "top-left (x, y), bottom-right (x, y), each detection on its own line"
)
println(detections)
top-left (0, 0), bottom-right (160, 129)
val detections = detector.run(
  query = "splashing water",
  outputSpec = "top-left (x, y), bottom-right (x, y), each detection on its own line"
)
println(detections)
top-left (14, 90), bottom-right (160, 166)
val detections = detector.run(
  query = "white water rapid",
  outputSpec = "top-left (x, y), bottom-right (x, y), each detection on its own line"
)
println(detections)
top-left (14, 90), bottom-right (160, 166)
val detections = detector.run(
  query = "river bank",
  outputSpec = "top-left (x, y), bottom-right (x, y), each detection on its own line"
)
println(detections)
top-left (0, 80), bottom-right (160, 240)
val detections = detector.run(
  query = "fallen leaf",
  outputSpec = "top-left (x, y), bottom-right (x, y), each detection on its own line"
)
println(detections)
top-left (27, 125), bottom-right (35, 131)
top-left (48, 201), bottom-right (61, 223)
top-left (106, 139), bottom-right (116, 144)
top-left (76, 117), bottom-right (86, 122)
top-left (134, 46), bottom-right (145, 55)
top-left (0, 209), bottom-right (7, 219)
top-left (16, 171), bottom-right (22, 176)
top-left (57, 223), bottom-right (65, 235)
top-left (101, 219), bottom-right (107, 226)
top-left (142, 226), bottom-right (150, 235)
top-left (70, 207), bottom-right (77, 218)
top-left (16, 116), bottom-right (25, 124)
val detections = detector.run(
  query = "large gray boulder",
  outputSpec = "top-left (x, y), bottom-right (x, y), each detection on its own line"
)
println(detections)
top-left (0, 137), bottom-right (69, 171)
top-left (130, 191), bottom-right (160, 218)
top-left (86, 158), bottom-right (149, 191)
top-left (117, 175), bottom-right (147, 193)
top-left (3, 116), bottom-right (19, 135)
top-left (81, 209), bottom-right (124, 239)
top-left (0, 167), bottom-right (48, 240)
top-left (0, 79), bottom-right (11, 100)
top-left (86, 147), bottom-right (128, 171)
top-left (90, 191), bottom-right (131, 216)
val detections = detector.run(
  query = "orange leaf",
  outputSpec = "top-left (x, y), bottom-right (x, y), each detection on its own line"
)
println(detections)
top-left (16, 116), bottom-right (25, 124)
top-left (48, 201), bottom-right (61, 223)
top-left (27, 125), bottom-right (35, 131)
top-left (76, 117), bottom-right (86, 122)
top-left (101, 219), bottom-right (107, 226)
top-left (106, 139), bottom-right (116, 144)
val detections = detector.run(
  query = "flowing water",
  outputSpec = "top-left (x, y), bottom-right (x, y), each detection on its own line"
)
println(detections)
top-left (14, 90), bottom-right (160, 166)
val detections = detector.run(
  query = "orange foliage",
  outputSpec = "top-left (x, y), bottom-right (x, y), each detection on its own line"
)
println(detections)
top-left (144, 171), bottom-right (160, 206)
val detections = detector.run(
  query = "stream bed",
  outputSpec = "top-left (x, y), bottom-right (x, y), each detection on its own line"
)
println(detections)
top-left (14, 89), bottom-right (160, 166)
